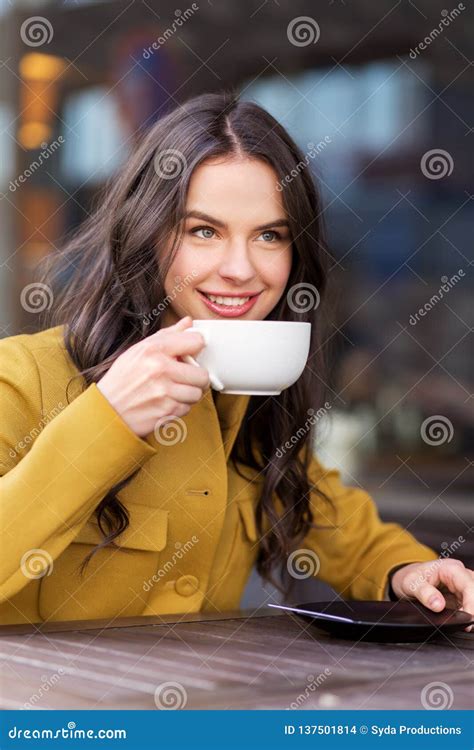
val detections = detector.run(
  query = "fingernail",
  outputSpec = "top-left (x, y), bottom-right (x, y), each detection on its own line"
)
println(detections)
top-left (429, 596), bottom-right (443, 608)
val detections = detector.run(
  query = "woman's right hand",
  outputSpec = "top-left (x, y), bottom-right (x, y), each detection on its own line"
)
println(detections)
top-left (96, 316), bottom-right (211, 437)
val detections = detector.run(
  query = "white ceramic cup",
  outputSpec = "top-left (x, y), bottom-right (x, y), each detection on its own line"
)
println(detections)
top-left (182, 319), bottom-right (311, 395)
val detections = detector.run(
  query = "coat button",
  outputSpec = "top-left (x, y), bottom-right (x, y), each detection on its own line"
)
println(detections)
top-left (175, 575), bottom-right (199, 597)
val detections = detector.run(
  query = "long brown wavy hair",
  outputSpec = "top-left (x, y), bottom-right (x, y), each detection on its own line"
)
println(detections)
top-left (41, 90), bottom-right (335, 597)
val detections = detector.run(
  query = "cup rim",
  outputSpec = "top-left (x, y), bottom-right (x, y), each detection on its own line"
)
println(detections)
top-left (191, 319), bottom-right (311, 327)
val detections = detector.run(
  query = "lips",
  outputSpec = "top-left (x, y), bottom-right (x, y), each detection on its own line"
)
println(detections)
top-left (196, 289), bottom-right (262, 318)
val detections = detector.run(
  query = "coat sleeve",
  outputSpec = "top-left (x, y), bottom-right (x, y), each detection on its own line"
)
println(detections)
top-left (0, 336), bottom-right (157, 603)
top-left (298, 454), bottom-right (440, 601)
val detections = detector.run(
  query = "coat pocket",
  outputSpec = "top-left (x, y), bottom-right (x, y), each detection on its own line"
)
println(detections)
top-left (39, 504), bottom-right (170, 622)
top-left (72, 503), bottom-right (169, 551)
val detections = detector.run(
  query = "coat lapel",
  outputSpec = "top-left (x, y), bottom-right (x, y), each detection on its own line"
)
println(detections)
top-left (142, 387), bottom-right (250, 475)
top-left (212, 390), bottom-right (250, 462)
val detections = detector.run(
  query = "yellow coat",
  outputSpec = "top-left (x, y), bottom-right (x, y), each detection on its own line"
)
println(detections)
top-left (0, 325), bottom-right (438, 625)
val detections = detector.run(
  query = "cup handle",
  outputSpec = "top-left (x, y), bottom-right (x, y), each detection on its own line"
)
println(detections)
top-left (182, 328), bottom-right (225, 392)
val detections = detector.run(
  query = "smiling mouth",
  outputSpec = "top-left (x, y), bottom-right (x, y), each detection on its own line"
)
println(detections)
top-left (197, 290), bottom-right (262, 307)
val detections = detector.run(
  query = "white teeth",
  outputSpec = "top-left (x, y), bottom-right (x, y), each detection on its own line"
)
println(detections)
top-left (205, 294), bottom-right (250, 306)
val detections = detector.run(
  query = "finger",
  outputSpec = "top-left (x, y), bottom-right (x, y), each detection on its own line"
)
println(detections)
top-left (166, 381), bottom-right (207, 405)
top-left (173, 315), bottom-right (193, 328)
top-left (437, 563), bottom-right (474, 631)
top-left (464, 573), bottom-right (474, 631)
top-left (442, 591), bottom-right (461, 609)
top-left (148, 315), bottom-right (193, 337)
top-left (439, 563), bottom-right (474, 612)
top-left (415, 582), bottom-right (446, 611)
top-left (167, 359), bottom-right (211, 389)
top-left (159, 315), bottom-right (193, 331)
top-left (149, 328), bottom-right (206, 359)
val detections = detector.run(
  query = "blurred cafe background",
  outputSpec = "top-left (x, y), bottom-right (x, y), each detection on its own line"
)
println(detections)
top-left (0, 0), bottom-right (472, 605)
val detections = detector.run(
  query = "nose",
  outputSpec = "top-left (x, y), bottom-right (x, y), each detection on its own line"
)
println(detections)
top-left (217, 239), bottom-right (257, 284)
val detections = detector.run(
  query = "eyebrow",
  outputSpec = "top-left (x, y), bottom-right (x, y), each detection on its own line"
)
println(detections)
top-left (183, 210), bottom-right (290, 232)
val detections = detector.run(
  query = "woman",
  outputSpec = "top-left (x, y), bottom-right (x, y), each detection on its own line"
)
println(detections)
top-left (0, 91), bottom-right (472, 629)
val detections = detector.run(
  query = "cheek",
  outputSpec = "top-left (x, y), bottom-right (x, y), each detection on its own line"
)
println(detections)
top-left (262, 248), bottom-right (292, 292)
top-left (164, 245), bottom-right (207, 293)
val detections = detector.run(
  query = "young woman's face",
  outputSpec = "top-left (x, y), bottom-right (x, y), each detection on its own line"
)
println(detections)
top-left (161, 157), bottom-right (293, 325)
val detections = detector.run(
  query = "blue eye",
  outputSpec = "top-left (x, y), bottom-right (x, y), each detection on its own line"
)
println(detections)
top-left (259, 230), bottom-right (281, 242)
top-left (190, 226), bottom-right (283, 242)
top-left (191, 226), bottom-right (215, 239)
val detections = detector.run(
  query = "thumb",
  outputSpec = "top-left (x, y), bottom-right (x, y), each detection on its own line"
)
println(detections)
top-left (146, 315), bottom-right (193, 341)
top-left (416, 582), bottom-right (446, 611)
top-left (173, 315), bottom-right (193, 329)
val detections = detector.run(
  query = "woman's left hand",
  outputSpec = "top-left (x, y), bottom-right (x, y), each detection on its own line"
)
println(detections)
top-left (390, 558), bottom-right (474, 632)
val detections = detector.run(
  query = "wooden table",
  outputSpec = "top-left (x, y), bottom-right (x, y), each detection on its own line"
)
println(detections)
top-left (0, 610), bottom-right (472, 710)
